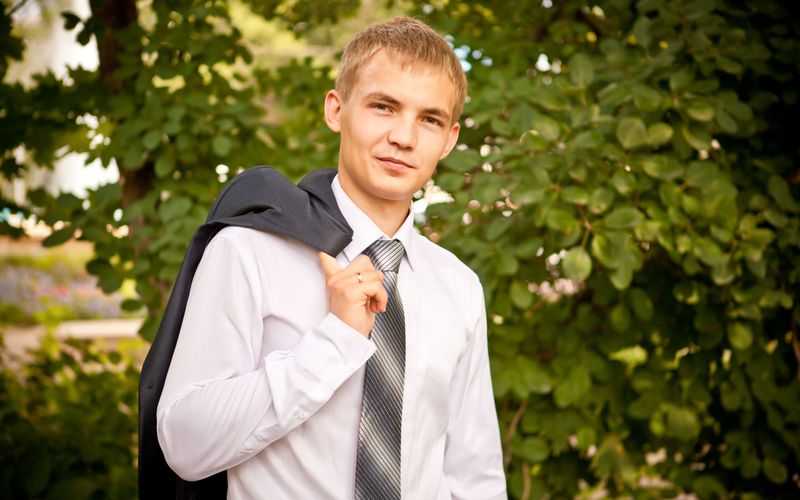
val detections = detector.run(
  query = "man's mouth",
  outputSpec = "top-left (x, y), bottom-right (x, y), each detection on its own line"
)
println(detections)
top-left (377, 156), bottom-right (414, 169)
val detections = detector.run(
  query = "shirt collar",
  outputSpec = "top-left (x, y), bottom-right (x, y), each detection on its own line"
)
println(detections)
top-left (332, 174), bottom-right (417, 270)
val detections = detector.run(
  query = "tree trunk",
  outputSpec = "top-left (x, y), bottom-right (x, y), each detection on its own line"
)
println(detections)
top-left (89, 0), bottom-right (155, 246)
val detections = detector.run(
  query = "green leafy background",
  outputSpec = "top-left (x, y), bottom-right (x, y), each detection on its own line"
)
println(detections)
top-left (1, 0), bottom-right (799, 498)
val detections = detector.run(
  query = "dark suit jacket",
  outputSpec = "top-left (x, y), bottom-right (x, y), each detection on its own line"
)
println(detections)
top-left (138, 166), bottom-right (353, 499)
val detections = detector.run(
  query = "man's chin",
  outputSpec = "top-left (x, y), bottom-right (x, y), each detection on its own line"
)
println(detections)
top-left (370, 184), bottom-right (418, 205)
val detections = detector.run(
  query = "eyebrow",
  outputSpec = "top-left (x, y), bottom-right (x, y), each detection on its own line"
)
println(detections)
top-left (363, 92), bottom-right (452, 123)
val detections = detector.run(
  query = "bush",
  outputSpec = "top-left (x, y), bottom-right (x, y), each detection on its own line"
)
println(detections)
top-left (0, 335), bottom-right (140, 499)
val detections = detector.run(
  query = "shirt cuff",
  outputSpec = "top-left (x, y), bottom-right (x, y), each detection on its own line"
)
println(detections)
top-left (294, 313), bottom-right (375, 377)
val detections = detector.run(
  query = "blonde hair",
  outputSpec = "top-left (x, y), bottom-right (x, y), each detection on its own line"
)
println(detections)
top-left (335, 17), bottom-right (468, 123)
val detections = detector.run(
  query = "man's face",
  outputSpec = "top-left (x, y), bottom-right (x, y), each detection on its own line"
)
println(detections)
top-left (325, 50), bottom-right (460, 212)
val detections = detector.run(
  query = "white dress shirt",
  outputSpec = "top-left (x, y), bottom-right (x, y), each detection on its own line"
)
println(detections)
top-left (157, 175), bottom-right (507, 499)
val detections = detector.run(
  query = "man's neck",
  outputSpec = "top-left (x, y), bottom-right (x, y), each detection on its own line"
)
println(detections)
top-left (338, 176), bottom-right (410, 237)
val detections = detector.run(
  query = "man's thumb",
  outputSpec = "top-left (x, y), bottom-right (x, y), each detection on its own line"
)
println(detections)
top-left (318, 252), bottom-right (341, 279)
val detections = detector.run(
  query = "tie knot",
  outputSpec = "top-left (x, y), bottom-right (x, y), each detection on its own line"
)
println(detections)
top-left (363, 239), bottom-right (405, 272)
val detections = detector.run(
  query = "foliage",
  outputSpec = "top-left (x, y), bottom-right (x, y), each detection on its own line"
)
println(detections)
top-left (420, 0), bottom-right (800, 497)
top-left (3, 0), bottom-right (289, 339)
top-left (0, 335), bottom-right (140, 499)
top-left (2, 0), bottom-right (800, 497)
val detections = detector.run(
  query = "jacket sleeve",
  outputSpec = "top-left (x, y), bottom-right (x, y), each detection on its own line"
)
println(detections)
top-left (442, 276), bottom-right (508, 499)
top-left (156, 232), bottom-right (374, 481)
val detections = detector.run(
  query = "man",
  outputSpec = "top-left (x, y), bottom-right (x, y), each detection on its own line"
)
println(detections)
top-left (157, 17), bottom-right (506, 499)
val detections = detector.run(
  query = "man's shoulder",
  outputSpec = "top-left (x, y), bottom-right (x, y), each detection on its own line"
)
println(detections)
top-left (412, 232), bottom-right (481, 288)
top-left (209, 225), bottom-right (316, 258)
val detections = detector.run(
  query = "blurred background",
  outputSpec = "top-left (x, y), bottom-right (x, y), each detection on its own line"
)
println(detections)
top-left (1, 0), bottom-right (798, 498)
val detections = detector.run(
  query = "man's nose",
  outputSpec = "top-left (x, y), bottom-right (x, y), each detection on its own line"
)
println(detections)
top-left (387, 117), bottom-right (416, 149)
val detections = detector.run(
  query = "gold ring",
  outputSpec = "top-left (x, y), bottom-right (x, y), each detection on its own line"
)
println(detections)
top-left (356, 272), bottom-right (363, 283)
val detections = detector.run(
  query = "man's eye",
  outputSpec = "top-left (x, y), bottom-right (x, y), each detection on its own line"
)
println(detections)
top-left (423, 117), bottom-right (443, 127)
top-left (372, 103), bottom-right (390, 111)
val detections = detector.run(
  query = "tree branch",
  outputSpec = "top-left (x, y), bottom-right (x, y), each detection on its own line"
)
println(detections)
top-left (503, 399), bottom-right (528, 470)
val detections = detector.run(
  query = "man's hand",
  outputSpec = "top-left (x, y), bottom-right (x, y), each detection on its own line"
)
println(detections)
top-left (318, 253), bottom-right (388, 338)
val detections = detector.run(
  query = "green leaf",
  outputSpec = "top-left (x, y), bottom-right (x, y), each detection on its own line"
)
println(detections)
top-left (524, 365), bottom-right (553, 395)
top-left (491, 117), bottom-right (513, 136)
top-left (24, 456), bottom-right (50, 496)
top-left (142, 130), bottom-right (162, 150)
top-left (717, 55), bottom-right (743, 75)
top-left (155, 150), bottom-right (176, 178)
top-left (590, 233), bottom-right (616, 268)
top-left (560, 186), bottom-right (589, 205)
top-left (720, 381), bottom-right (742, 410)
top-left (669, 69), bottom-right (691, 91)
top-left (691, 475), bottom-right (727, 498)
top-left (510, 280), bottom-right (533, 309)
top-left (609, 264), bottom-right (634, 290)
top-left (767, 175), bottom-right (799, 212)
top-left (692, 237), bottom-right (726, 267)
top-left (715, 108), bottom-right (738, 133)
top-left (763, 457), bottom-right (788, 484)
top-left (93, 182), bottom-right (121, 207)
top-left (610, 302), bottom-right (631, 332)
top-left (546, 208), bottom-right (578, 233)
top-left (611, 171), bottom-right (637, 196)
top-left (436, 172), bottom-right (464, 191)
top-left (57, 192), bottom-right (83, 211)
top-left (597, 82), bottom-right (632, 108)
top-left (533, 114), bottom-right (561, 142)
top-left (212, 135), bottom-right (233, 156)
top-left (168, 105), bottom-right (187, 120)
top-left (588, 187), bottom-right (615, 214)
top-left (122, 145), bottom-right (145, 169)
top-left (570, 130), bottom-right (604, 149)
top-left (609, 345), bottom-right (648, 370)
top-left (46, 477), bottom-right (96, 500)
top-left (517, 437), bottom-right (550, 463)
top-left (43, 227), bottom-right (75, 247)
top-left (521, 131), bottom-right (550, 151)
top-left (727, 322), bottom-right (753, 350)
top-left (159, 197), bottom-right (193, 220)
top-left (497, 251), bottom-right (519, 276)
top-left (629, 288), bottom-right (654, 321)
top-left (554, 366), bottom-right (591, 407)
top-left (562, 247), bottom-right (592, 280)
top-left (641, 155), bottom-right (683, 180)
top-left (576, 427), bottom-right (596, 451)
top-left (616, 117), bottom-right (647, 149)
top-left (685, 160), bottom-right (721, 187)
top-left (86, 257), bottom-right (113, 277)
top-left (486, 218), bottom-right (512, 240)
top-left (632, 85), bottom-right (662, 112)
top-left (666, 406), bottom-right (700, 441)
top-left (686, 101), bottom-right (715, 122)
top-left (121, 299), bottom-right (144, 311)
top-left (440, 148), bottom-right (481, 172)
top-left (681, 123), bottom-right (711, 150)
top-left (569, 53), bottom-right (594, 87)
top-left (603, 206), bottom-right (644, 229)
top-left (646, 123), bottom-right (674, 146)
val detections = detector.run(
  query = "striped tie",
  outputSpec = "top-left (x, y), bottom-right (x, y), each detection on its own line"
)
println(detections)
top-left (355, 239), bottom-right (405, 500)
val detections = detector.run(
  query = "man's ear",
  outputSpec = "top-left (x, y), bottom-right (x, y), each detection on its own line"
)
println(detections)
top-left (439, 121), bottom-right (461, 159)
top-left (324, 90), bottom-right (343, 133)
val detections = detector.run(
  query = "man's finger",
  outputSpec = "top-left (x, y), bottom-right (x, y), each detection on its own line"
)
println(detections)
top-left (318, 252), bottom-right (341, 279)
top-left (371, 286), bottom-right (389, 313)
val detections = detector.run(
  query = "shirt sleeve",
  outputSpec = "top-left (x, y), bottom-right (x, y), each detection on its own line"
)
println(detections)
top-left (156, 232), bottom-right (374, 481)
top-left (443, 276), bottom-right (508, 500)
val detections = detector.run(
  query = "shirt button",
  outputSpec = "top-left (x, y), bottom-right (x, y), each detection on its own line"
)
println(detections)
top-left (296, 410), bottom-right (308, 419)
